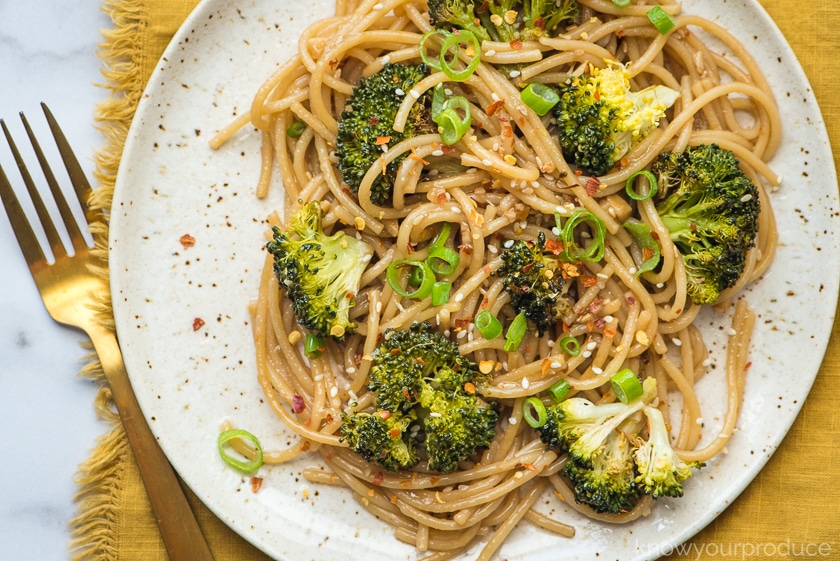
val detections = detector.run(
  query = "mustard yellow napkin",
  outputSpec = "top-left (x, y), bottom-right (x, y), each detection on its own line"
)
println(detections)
top-left (70, 1), bottom-right (840, 559)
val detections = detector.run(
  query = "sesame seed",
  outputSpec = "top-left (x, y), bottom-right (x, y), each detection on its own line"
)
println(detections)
top-left (482, 158), bottom-right (493, 166)
top-left (696, 417), bottom-right (704, 425)
top-left (597, 273), bottom-right (609, 279)
top-left (740, 194), bottom-right (753, 202)
top-left (346, 367), bottom-right (357, 374)
top-left (522, 377), bottom-right (530, 389)
top-left (672, 337), bottom-right (683, 347)
top-left (586, 341), bottom-right (597, 351)
top-left (330, 386), bottom-right (339, 398)
top-left (486, 49), bottom-right (497, 57)
top-left (582, 350), bottom-right (592, 358)
top-left (550, 361), bottom-right (562, 369)
top-left (380, 55), bottom-right (390, 64)
top-left (503, 239), bottom-right (514, 248)
top-left (454, 293), bottom-right (464, 303)
top-left (509, 70), bottom-right (521, 78)
top-left (395, 88), bottom-right (405, 96)
top-left (727, 327), bottom-right (737, 336)
top-left (430, 412), bottom-right (443, 418)
top-left (488, 245), bottom-right (498, 254)
top-left (508, 417), bottom-right (518, 425)
top-left (552, 227), bottom-right (561, 236)
top-left (628, 267), bottom-right (637, 275)
top-left (457, 329), bottom-right (467, 339)
top-left (592, 367), bottom-right (603, 375)
top-left (375, 301), bottom-right (383, 313)
top-left (656, 282), bottom-right (665, 288)
top-left (491, 92), bottom-right (500, 101)
top-left (603, 315), bottom-right (614, 323)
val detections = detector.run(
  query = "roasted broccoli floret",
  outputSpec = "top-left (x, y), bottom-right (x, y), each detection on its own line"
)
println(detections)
top-left (419, 384), bottom-right (498, 473)
top-left (653, 144), bottom-right (761, 305)
top-left (340, 409), bottom-right (419, 472)
top-left (335, 63), bottom-right (433, 205)
top-left (553, 64), bottom-right (679, 176)
top-left (428, 0), bottom-right (492, 42)
top-left (342, 322), bottom-right (498, 473)
top-left (539, 377), bottom-right (656, 514)
top-left (497, 232), bottom-right (573, 336)
top-left (429, 0), bottom-right (578, 42)
top-left (562, 430), bottom-right (641, 514)
top-left (266, 201), bottom-right (373, 340)
top-left (633, 406), bottom-right (703, 498)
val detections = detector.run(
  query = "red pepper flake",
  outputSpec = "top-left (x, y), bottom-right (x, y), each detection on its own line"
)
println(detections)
top-left (642, 247), bottom-right (655, 261)
top-left (416, 356), bottom-right (427, 365)
top-left (180, 233), bottom-right (195, 249)
top-left (545, 238), bottom-right (563, 255)
top-left (354, 353), bottom-right (363, 366)
top-left (581, 274), bottom-right (598, 287)
top-left (329, 58), bottom-right (340, 70)
top-left (574, 169), bottom-right (583, 177)
top-left (192, 317), bottom-right (205, 331)
top-left (372, 472), bottom-right (384, 486)
top-left (502, 124), bottom-right (513, 137)
top-left (522, 463), bottom-right (537, 471)
top-left (534, 17), bottom-right (546, 31)
top-left (376, 135), bottom-right (391, 145)
top-left (593, 89), bottom-right (601, 102)
top-left (585, 176), bottom-right (601, 196)
top-left (368, 116), bottom-right (380, 126)
top-left (454, 318), bottom-right (471, 330)
top-left (541, 359), bottom-right (551, 378)
top-left (377, 410), bottom-right (392, 420)
top-left (619, 155), bottom-right (630, 168)
top-left (486, 98), bottom-right (505, 116)
top-left (402, 388), bottom-right (412, 401)
top-left (463, 382), bottom-right (476, 395)
top-left (292, 394), bottom-right (306, 414)
top-left (616, 28), bottom-right (626, 38)
top-left (651, 231), bottom-right (660, 241)
top-left (482, 265), bottom-right (491, 275)
top-left (510, 38), bottom-right (523, 50)
top-left (410, 153), bottom-right (430, 165)
top-left (626, 295), bottom-right (637, 304)
top-left (388, 428), bottom-right (401, 438)
top-left (604, 328), bottom-right (617, 338)
top-left (391, 348), bottom-right (401, 355)
top-left (457, 242), bottom-right (473, 255)
top-left (250, 476), bottom-right (263, 493)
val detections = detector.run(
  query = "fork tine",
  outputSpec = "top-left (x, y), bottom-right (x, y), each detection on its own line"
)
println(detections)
top-left (0, 151), bottom-right (46, 269)
top-left (20, 109), bottom-right (87, 253)
top-left (41, 103), bottom-right (95, 227)
top-left (1, 117), bottom-right (66, 260)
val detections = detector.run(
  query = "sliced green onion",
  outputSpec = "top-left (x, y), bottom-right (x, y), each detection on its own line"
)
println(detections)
top-left (475, 310), bottom-right (503, 340)
top-left (427, 245), bottom-right (461, 276)
top-left (611, 0), bottom-right (631, 6)
top-left (610, 368), bottom-right (644, 404)
top-left (559, 335), bottom-right (581, 357)
top-left (218, 429), bottom-right (263, 473)
top-left (304, 333), bottom-right (325, 358)
top-left (504, 311), bottom-right (528, 352)
top-left (286, 121), bottom-right (306, 138)
top-left (623, 218), bottom-right (662, 276)
top-left (522, 397), bottom-right (548, 428)
top-left (386, 260), bottom-right (435, 299)
top-left (647, 5), bottom-right (675, 34)
top-left (439, 30), bottom-right (481, 82)
top-left (419, 29), bottom-right (447, 71)
top-left (560, 210), bottom-right (607, 263)
top-left (547, 379), bottom-right (571, 403)
top-left (430, 222), bottom-right (452, 249)
top-left (434, 96), bottom-right (471, 145)
top-left (431, 83), bottom-right (447, 121)
top-left (520, 83), bottom-right (560, 116)
top-left (432, 281), bottom-right (453, 305)
top-left (625, 170), bottom-right (658, 201)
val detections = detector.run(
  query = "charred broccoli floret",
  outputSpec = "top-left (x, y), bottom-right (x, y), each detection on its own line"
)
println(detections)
top-left (335, 63), bottom-right (433, 205)
top-left (340, 409), bottom-right (419, 472)
top-left (430, 0), bottom-right (578, 42)
top-left (539, 378), bottom-right (657, 514)
top-left (497, 232), bottom-right (573, 336)
top-left (428, 0), bottom-right (491, 42)
top-left (553, 64), bottom-right (679, 176)
top-left (633, 406), bottom-right (704, 498)
top-left (653, 144), bottom-right (761, 305)
top-left (342, 322), bottom-right (498, 473)
top-left (266, 202), bottom-right (373, 340)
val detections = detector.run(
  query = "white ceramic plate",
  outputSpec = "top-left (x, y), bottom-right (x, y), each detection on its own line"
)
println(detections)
top-left (109, 1), bottom-right (839, 559)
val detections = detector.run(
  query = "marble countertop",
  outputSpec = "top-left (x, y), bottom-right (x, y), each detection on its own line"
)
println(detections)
top-left (0, 1), bottom-right (113, 559)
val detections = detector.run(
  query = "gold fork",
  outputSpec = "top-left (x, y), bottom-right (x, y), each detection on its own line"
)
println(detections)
top-left (0, 103), bottom-right (215, 561)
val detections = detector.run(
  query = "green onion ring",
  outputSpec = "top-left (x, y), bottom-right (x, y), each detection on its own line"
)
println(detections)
top-left (625, 170), bottom-right (658, 201)
top-left (431, 281), bottom-right (453, 305)
top-left (610, 368), bottom-right (644, 403)
top-left (561, 209), bottom-right (607, 263)
top-left (504, 311), bottom-right (528, 352)
top-left (427, 245), bottom-right (461, 276)
top-left (647, 5), bottom-right (676, 34)
top-left (547, 379), bottom-right (571, 403)
top-left (475, 310), bottom-right (503, 340)
top-left (386, 259), bottom-right (435, 299)
top-left (218, 429), bottom-right (264, 473)
top-left (438, 30), bottom-right (481, 82)
top-left (522, 397), bottom-right (548, 429)
top-left (559, 335), bottom-right (581, 357)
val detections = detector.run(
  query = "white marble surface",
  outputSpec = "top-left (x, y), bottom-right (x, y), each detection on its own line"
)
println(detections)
top-left (0, 2), bottom-right (120, 559)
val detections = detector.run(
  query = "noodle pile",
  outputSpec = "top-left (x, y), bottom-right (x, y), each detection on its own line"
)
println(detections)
top-left (211, 0), bottom-right (779, 558)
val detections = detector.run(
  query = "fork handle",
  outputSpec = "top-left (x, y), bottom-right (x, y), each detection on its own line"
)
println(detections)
top-left (90, 326), bottom-right (216, 561)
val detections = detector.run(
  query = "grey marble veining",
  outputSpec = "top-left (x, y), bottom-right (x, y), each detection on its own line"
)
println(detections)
top-left (0, 2), bottom-right (124, 560)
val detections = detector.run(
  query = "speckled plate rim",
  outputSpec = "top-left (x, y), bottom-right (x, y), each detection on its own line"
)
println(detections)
top-left (109, 1), bottom-right (839, 560)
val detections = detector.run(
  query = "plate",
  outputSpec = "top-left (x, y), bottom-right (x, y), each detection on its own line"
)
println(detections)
top-left (109, 1), bottom-right (839, 560)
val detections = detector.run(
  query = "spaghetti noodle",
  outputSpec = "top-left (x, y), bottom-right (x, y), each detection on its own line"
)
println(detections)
top-left (212, 0), bottom-right (779, 558)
